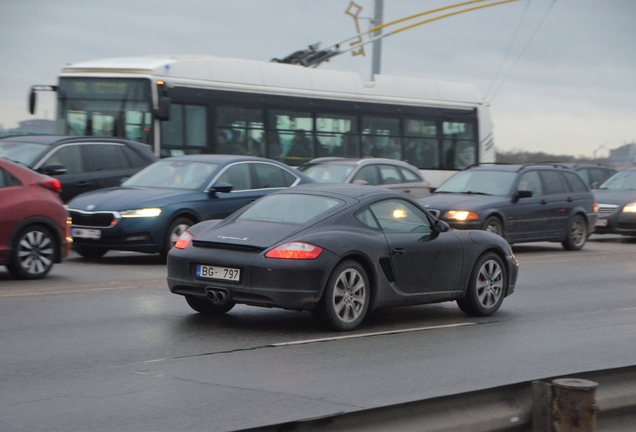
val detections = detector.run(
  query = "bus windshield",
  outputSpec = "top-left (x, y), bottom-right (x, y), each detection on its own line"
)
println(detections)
top-left (56, 78), bottom-right (153, 144)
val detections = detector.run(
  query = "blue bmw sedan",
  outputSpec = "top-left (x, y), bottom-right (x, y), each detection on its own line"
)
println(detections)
top-left (67, 155), bottom-right (313, 259)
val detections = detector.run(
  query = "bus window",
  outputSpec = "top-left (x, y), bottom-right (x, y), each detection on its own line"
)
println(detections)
top-left (269, 110), bottom-right (313, 165)
top-left (404, 119), bottom-right (438, 169)
top-left (160, 104), bottom-right (207, 156)
top-left (216, 107), bottom-right (264, 157)
top-left (361, 117), bottom-right (399, 158)
top-left (442, 122), bottom-right (476, 169)
top-left (315, 114), bottom-right (357, 157)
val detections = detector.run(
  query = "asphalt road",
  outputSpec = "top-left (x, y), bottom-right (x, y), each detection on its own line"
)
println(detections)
top-left (1, 235), bottom-right (635, 431)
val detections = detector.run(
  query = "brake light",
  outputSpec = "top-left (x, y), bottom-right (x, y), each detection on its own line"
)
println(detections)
top-left (265, 242), bottom-right (324, 260)
top-left (174, 231), bottom-right (194, 249)
top-left (39, 178), bottom-right (62, 194)
top-left (594, 202), bottom-right (598, 213)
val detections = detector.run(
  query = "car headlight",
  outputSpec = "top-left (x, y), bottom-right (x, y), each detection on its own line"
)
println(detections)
top-left (119, 208), bottom-right (162, 218)
top-left (622, 202), bottom-right (636, 213)
top-left (443, 210), bottom-right (479, 221)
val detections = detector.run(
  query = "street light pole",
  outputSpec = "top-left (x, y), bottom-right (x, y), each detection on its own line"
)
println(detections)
top-left (371, 0), bottom-right (384, 80)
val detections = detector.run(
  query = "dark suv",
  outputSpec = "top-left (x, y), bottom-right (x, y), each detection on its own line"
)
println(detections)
top-left (0, 135), bottom-right (157, 202)
top-left (418, 163), bottom-right (598, 250)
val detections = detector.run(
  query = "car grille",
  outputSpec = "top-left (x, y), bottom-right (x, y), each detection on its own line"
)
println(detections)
top-left (69, 210), bottom-right (117, 227)
top-left (597, 204), bottom-right (619, 216)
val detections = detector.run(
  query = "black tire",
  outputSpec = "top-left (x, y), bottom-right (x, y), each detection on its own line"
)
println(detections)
top-left (7, 225), bottom-right (57, 280)
top-left (562, 214), bottom-right (587, 251)
top-left (313, 260), bottom-right (370, 331)
top-left (161, 217), bottom-right (194, 260)
top-left (185, 295), bottom-right (235, 316)
top-left (75, 246), bottom-right (108, 259)
top-left (482, 216), bottom-right (503, 237)
top-left (457, 252), bottom-right (506, 317)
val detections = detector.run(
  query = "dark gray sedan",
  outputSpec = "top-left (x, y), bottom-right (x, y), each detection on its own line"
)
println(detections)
top-left (593, 167), bottom-right (636, 236)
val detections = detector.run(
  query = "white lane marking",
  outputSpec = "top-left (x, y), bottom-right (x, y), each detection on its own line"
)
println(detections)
top-left (270, 323), bottom-right (476, 347)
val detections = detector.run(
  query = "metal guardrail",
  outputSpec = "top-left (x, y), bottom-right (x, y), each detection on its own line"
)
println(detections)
top-left (236, 365), bottom-right (636, 432)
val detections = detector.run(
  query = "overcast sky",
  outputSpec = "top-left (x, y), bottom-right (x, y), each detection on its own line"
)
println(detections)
top-left (1, 0), bottom-right (634, 157)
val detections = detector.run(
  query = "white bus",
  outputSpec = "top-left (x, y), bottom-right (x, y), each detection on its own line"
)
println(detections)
top-left (30, 55), bottom-right (495, 186)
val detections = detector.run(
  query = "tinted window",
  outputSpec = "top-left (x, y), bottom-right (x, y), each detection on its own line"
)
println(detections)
top-left (215, 163), bottom-right (251, 191)
top-left (355, 208), bottom-right (380, 229)
top-left (352, 166), bottom-right (380, 185)
top-left (378, 165), bottom-right (402, 185)
top-left (400, 167), bottom-right (421, 182)
top-left (238, 194), bottom-right (343, 225)
top-left (83, 144), bottom-right (130, 171)
top-left (540, 170), bottom-right (567, 195)
top-left (122, 146), bottom-right (150, 168)
top-left (562, 171), bottom-right (588, 193)
top-left (42, 145), bottom-right (84, 174)
top-left (0, 168), bottom-right (6, 187)
top-left (253, 163), bottom-right (295, 189)
top-left (517, 171), bottom-right (543, 197)
top-left (369, 199), bottom-right (431, 233)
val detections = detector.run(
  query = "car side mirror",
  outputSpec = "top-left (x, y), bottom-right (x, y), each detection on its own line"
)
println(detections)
top-left (208, 182), bottom-right (233, 195)
top-left (433, 219), bottom-right (451, 233)
top-left (430, 187), bottom-right (437, 193)
top-left (514, 189), bottom-right (533, 202)
top-left (590, 181), bottom-right (599, 189)
top-left (39, 164), bottom-right (68, 176)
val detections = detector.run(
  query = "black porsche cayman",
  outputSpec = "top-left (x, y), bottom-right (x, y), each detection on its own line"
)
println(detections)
top-left (167, 184), bottom-right (519, 331)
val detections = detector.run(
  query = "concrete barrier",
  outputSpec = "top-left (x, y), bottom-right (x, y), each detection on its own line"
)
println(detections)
top-left (236, 365), bottom-right (636, 432)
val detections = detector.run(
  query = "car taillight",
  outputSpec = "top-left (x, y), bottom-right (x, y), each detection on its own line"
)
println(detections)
top-left (594, 202), bottom-right (598, 213)
top-left (265, 242), bottom-right (324, 260)
top-left (39, 178), bottom-right (62, 194)
top-left (174, 231), bottom-right (194, 249)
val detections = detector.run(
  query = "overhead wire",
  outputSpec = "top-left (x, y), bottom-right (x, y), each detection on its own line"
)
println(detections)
top-left (484, 0), bottom-right (532, 101)
top-left (488, 0), bottom-right (558, 102)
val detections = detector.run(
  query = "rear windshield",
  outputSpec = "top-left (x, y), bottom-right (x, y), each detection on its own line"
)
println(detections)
top-left (435, 170), bottom-right (517, 196)
top-left (297, 163), bottom-right (355, 183)
top-left (238, 194), bottom-right (343, 224)
top-left (0, 141), bottom-right (50, 167)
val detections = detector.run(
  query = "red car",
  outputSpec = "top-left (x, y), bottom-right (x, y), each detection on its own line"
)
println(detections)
top-left (0, 157), bottom-right (71, 279)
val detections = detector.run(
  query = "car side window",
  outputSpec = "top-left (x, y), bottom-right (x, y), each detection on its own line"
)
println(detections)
top-left (41, 145), bottom-right (83, 174)
top-left (83, 144), bottom-right (130, 171)
top-left (562, 171), bottom-right (588, 193)
top-left (252, 163), bottom-right (295, 189)
top-left (0, 168), bottom-right (6, 187)
top-left (399, 167), bottom-right (421, 182)
top-left (517, 171), bottom-right (543, 197)
top-left (121, 146), bottom-right (149, 168)
top-left (352, 165), bottom-right (380, 185)
top-left (378, 165), bottom-right (402, 185)
top-left (575, 169), bottom-right (590, 186)
top-left (355, 208), bottom-right (380, 229)
top-left (540, 170), bottom-right (567, 195)
top-left (369, 199), bottom-right (432, 233)
top-left (215, 163), bottom-right (251, 191)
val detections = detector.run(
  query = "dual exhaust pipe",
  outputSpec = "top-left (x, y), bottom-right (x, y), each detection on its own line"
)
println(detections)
top-left (206, 288), bottom-right (229, 304)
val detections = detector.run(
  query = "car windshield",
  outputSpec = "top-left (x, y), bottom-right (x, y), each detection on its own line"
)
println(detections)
top-left (435, 170), bottom-right (517, 196)
top-left (238, 194), bottom-right (343, 224)
top-left (0, 141), bottom-right (50, 167)
top-left (598, 170), bottom-right (636, 190)
top-left (297, 163), bottom-right (355, 183)
top-left (122, 160), bottom-right (219, 190)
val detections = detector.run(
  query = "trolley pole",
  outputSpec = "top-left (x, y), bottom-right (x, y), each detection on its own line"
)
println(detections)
top-left (371, 0), bottom-right (384, 80)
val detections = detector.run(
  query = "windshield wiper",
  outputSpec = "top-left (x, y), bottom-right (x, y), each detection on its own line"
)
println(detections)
top-left (460, 191), bottom-right (492, 196)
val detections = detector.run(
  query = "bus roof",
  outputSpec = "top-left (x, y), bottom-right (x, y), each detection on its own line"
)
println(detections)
top-left (60, 55), bottom-right (484, 107)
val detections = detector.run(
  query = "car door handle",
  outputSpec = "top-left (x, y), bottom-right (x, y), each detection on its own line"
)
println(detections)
top-left (392, 247), bottom-right (406, 256)
top-left (567, 197), bottom-right (573, 202)
top-left (403, 189), bottom-right (411, 194)
top-left (77, 181), bottom-right (91, 187)
top-left (540, 199), bottom-right (547, 205)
